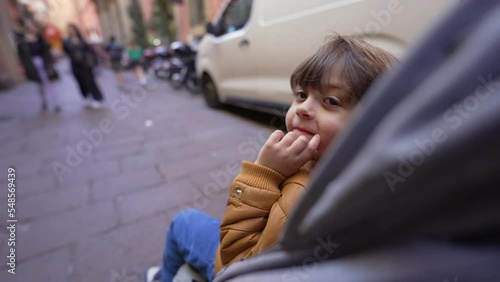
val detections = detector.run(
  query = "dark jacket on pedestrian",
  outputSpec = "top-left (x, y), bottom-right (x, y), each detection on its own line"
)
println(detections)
top-left (63, 38), bottom-right (104, 101)
top-left (63, 38), bottom-right (97, 69)
top-left (105, 42), bottom-right (124, 63)
top-left (17, 34), bottom-right (58, 83)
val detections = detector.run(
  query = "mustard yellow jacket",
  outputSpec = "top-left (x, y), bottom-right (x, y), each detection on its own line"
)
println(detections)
top-left (214, 161), bottom-right (310, 275)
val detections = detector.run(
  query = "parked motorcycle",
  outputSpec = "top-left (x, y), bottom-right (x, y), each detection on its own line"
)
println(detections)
top-left (167, 41), bottom-right (201, 93)
top-left (142, 48), bottom-right (156, 72)
top-left (149, 46), bottom-right (172, 80)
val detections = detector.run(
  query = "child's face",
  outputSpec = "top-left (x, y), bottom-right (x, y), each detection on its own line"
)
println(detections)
top-left (286, 70), bottom-right (354, 160)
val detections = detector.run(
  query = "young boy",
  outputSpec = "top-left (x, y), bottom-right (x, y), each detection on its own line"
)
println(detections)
top-left (146, 35), bottom-right (397, 282)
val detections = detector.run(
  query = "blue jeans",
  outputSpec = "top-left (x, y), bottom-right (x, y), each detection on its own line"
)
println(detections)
top-left (161, 209), bottom-right (221, 282)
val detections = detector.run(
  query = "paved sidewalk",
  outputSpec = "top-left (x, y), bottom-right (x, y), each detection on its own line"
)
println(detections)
top-left (0, 61), bottom-right (281, 282)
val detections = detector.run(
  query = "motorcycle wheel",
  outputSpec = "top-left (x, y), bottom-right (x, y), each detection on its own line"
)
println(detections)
top-left (186, 78), bottom-right (201, 94)
top-left (170, 71), bottom-right (183, 89)
top-left (155, 69), bottom-right (169, 80)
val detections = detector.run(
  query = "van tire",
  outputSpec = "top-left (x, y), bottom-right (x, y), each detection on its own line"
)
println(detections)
top-left (202, 75), bottom-right (223, 108)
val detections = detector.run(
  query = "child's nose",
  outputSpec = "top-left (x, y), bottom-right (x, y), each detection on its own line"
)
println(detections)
top-left (296, 101), bottom-right (315, 119)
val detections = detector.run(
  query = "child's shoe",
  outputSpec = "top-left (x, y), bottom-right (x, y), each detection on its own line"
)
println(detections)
top-left (144, 266), bottom-right (161, 282)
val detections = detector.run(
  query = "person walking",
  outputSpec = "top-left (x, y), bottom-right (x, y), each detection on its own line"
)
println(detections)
top-left (16, 19), bottom-right (61, 113)
top-left (63, 24), bottom-right (104, 109)
top-left (127, 41), bottom-right (148, 86)
top-left (105, 35), bottom-right (125, 89)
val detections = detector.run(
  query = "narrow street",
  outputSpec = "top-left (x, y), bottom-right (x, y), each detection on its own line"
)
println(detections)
top-left (0, 60), bottom-right (283, 282)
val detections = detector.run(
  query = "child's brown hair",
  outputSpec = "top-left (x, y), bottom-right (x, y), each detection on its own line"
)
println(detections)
top-left (291, 35), bottom-right (398, 104)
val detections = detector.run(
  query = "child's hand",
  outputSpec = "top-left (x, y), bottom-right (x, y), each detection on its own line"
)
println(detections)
top-left (256, 130), bottom-right (320, 177)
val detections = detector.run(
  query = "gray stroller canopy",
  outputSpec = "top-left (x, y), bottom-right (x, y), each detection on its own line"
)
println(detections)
top-left (215, 0), bottom-right (500, 281)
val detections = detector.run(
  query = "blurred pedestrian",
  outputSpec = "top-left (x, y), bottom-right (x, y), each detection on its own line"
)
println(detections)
top-left (16, 19), bottom-right (61, 113)
top-left (127, 41), bottom-right (148, 86)
top-left (105, 36), bottom-right (125, 89)
top-left (63, 24), bottom-right (104, 109)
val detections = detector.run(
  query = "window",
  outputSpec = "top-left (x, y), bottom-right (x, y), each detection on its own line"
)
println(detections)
top-left (220, 0), bottom-right (252, 35)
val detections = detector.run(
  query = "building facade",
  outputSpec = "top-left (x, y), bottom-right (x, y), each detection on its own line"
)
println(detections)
top-left (94, 0), bottom-right (171, 46)
top-left (173, 0), bottom-right (226, 42)
top-left (0, 0), bottom-right (25, 89)
top-left (94, 0), bottom-right (133, 45)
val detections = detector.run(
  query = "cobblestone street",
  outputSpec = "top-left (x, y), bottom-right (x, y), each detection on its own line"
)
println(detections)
top-left (0, 60), bottom-right (281, 282)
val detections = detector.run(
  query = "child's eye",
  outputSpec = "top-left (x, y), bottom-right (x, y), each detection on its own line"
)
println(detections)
top-left (294, 91), bottom-right (307, 100)
top-left (324, 97), bottom-right (343, 107)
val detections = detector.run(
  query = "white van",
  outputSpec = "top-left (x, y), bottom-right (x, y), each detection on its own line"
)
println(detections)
top-left (196, 0), bottom-right (452, 113)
